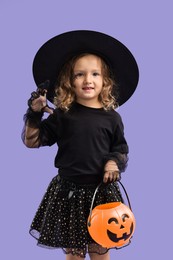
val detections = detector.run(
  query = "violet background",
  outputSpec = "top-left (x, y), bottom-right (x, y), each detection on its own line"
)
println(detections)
top-left (0, 0), bottom-right (172, 259)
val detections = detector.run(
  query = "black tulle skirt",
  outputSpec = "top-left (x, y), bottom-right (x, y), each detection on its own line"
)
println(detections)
top-left (29, 174), bottom-right (123, 258)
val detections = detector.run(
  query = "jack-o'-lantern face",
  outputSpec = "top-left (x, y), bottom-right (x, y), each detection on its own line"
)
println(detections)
top-left (107, 214), bottom-right (134, 244)
top-left (87, 202), bottom-right (136, 248)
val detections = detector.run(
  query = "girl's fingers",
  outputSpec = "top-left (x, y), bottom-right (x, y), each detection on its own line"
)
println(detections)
top-left (113, 171), bottom-right (120, 181)
top-left (31, 91), bottom-right (40, 99)
top-left (37, 88), bottom-right (47, 96)
top-left (103, 171), bottom-right (109, 183)
top-left (103, 171), bottom-right (120, 183)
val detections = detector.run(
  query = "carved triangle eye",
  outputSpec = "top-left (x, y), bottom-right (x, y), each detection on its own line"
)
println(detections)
top-left (122, 214), bottom-right (129, 222)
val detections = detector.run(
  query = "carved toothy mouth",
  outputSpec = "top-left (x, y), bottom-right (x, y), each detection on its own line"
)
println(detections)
top-left (107, 223), bottom-right (134, 243)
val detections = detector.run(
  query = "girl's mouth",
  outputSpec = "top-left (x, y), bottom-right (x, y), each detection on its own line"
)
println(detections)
top-left (82, 87), bottom-right (94, 90)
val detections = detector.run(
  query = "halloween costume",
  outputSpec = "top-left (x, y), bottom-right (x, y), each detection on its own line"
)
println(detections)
top-left (22, 30), bottom-right (139, 257)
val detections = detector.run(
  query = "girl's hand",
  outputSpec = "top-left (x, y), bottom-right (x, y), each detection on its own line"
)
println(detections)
top-left (103, 160), bottom-right (120, 183)
top-left (28, 89), bottom-right (54, 114)
top-left (30, 91), bottom-right (47, 112)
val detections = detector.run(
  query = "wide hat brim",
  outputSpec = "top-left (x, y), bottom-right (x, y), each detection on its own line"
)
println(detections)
top-left (33, 30), bottom-right (139, 106)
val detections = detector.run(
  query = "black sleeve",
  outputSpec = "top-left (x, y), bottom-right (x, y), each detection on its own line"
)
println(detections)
top-left (104, 114), bottom-right (129, 172)
top-left (22, 108), bottom-right (61, 147)
top-left (39, 110), bottom-right (62, 146)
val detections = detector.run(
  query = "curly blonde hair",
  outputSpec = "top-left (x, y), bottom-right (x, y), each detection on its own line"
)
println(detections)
top-left (54, 53), bottom-right (119, 111)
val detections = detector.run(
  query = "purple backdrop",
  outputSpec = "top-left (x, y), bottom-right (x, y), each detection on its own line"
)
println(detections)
top-left (1, 0), bottom-right (172, 259)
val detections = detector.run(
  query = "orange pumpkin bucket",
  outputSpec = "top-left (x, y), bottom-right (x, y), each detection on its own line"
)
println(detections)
top-left (87, 182), bottom-right (136, 248)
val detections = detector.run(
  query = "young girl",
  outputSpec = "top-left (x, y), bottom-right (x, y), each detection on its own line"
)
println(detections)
top-left (22, 30), bottom-right (139, 260)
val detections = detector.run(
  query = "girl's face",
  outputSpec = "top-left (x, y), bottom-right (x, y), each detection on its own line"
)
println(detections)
top-left (73, 54), bottom-right (103, 107)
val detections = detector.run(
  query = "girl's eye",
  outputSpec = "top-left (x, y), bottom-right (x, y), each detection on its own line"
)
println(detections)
top-left (93, 72), bottom-right (100, 76)
top-left (74, 73), bottom-right (84, 78)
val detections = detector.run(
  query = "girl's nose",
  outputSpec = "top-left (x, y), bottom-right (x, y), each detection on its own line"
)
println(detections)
top-left (84, 74), bottom-right (92, 84)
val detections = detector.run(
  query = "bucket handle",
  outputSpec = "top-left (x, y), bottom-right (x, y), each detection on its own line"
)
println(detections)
top-left (88, 181), bottom-right (132, 227)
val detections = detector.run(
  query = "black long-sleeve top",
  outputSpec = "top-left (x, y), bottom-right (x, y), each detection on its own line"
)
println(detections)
top-left (24, 102), bottom-right (129, 179)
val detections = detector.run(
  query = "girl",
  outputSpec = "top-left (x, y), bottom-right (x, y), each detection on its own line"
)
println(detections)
top-left (22, 30), bottom-right (139, 260)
